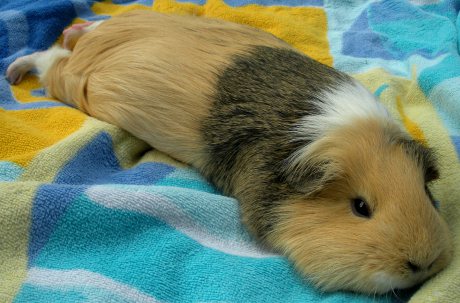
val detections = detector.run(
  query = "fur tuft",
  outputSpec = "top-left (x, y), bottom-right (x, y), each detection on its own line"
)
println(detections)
top-left (284, 81), bottom-right (392, 193)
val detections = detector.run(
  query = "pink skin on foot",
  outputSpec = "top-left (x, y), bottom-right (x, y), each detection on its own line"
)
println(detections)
top-left (62, 21), bottom-right (94, 50)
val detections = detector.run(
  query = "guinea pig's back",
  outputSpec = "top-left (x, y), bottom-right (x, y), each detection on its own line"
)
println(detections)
top-left (55, 10), bottom-right (291, 167)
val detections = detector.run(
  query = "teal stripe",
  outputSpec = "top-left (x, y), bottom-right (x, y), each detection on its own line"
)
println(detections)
top-left (155, 168), bottom-right (218, 193)
top-left (15, 283), bottom-right (146, 303)
top-left (374, 84), bottom-right (389, 98)
top-left (418, 55), bottom-right (460, 95)
top-left (29, 194), bottom-right (393, 303)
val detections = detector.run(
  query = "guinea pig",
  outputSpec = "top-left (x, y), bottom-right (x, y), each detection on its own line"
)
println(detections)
top-left (6, 10), bottom-right (453, 294)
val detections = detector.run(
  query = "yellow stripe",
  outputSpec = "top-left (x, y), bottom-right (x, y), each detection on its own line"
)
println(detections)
top-left (10, 76), bottom-right (49, 103)
top-left (395, 96), bottom-right (427, 144)
top-left (152, 0), bottom-right (332, 66)
top-left (0, 107), bottom-right (86, 167)
top-left (0, 182), bottom-right (36, 302)
top-left (92, 0), bottom-right (148, 16)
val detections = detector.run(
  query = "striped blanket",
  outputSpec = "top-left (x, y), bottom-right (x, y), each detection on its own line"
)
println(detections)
top-left (1, 0), bottom-right (459, 302)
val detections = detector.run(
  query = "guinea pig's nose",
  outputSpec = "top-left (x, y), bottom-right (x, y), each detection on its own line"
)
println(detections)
top-left (407, 261), bottom-right (421, 273)
top-left (407, 259), bottom-right (436, 273)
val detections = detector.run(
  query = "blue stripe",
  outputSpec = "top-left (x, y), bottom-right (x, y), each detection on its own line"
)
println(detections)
top-left (70, 0), bottom-right (96, 18)
top-left (29, 185), bottom-right (83, 266)
top-left (0, 10), bottom-right (29, 56)
top-left (112, 0), bottom-right (153, 5)
top-left (451, 135), bottom-right (460, 158)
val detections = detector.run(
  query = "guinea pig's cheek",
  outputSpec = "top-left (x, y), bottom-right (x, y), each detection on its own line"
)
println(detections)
top-left (371, 271), bottom-right (415, 293)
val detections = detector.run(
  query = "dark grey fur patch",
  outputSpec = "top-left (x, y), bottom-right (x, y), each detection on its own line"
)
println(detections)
top-left (399, 138), bottom-right (440, 182)
top-left (398, 138), bottom-right (440, 209)
top-left (200, 46), bottom-right (352, 239)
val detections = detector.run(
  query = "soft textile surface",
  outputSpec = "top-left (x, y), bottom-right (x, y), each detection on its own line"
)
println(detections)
top-left (1, 0), bottom-right (459, 302)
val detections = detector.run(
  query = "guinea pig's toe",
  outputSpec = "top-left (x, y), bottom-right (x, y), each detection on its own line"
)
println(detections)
top-left (6, 73), bottom-right (19, 85)
top-left (6, 64), bottom-right (25, 85)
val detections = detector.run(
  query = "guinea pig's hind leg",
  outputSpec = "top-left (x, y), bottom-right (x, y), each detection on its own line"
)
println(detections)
top-left (6, 46), bottom-right (70, 85)
top-left (63, 21), bottom-right (103, 50)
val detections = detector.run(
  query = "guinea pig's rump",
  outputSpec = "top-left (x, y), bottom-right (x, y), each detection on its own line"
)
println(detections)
top-left (50, 10), bottom-right (291, 167)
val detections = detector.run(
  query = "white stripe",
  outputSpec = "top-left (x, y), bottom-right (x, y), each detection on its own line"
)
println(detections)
top-left (26, 267), bottom-right (160, 303)
top-left (86, 186), bottom-right (276, 258)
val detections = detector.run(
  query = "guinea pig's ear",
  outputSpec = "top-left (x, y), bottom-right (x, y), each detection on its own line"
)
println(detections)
top-left (399, 138), bottom-right (440, 182)
top-left (280, 141), bottom-right (341, 195)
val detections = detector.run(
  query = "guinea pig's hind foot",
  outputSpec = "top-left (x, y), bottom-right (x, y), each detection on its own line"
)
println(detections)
top-left (63, 21), bottom-right (103, 50)
top-left (6, 53), bottom-right (39, 85)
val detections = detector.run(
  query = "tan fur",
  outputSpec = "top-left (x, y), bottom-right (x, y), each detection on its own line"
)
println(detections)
top-left (43, 10), bottom-right (291, 167)
top-left (268, 118), bottom-right (452, 293)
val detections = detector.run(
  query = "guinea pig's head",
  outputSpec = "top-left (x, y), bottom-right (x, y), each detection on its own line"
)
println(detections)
top-left (269, 118), bottom-right (453, 294)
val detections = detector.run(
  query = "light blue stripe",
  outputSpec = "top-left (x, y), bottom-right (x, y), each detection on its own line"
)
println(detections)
top-left (155, 168), bottom-right (217, 192)
top-left (1, 101), bottom-right (67, 110)
top-left (69, 0), bottom-right (111, 22)
top-left (18, 268), bottom-right (160, 303)
top-left (427, 76), bottom-right (460, 135)
top-left (0, 161), bottom-right (23, 181)
top-left (86, 185), bottom-right (258, 252)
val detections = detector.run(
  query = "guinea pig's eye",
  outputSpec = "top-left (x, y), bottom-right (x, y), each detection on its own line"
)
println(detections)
top-left (351, 198), bottom-right (371, 218)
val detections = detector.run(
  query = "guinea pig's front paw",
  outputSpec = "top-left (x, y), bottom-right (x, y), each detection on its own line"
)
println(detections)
top-left (6, 54), bottom-right (37, 85)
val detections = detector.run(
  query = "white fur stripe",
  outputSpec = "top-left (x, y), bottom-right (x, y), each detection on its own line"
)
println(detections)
top-left (295, 80), bottom-right (390, 142)
top-left (85, 186), bottom-right (276, 258)
top-left (287, 80), bottom-right (393, 171)
top-left (26, 267), bottom-right (160, 303)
